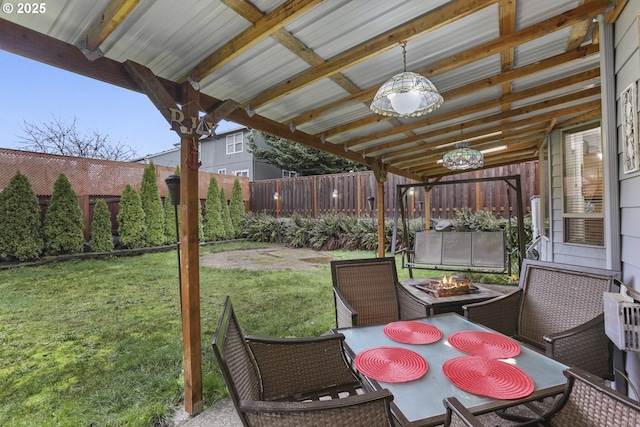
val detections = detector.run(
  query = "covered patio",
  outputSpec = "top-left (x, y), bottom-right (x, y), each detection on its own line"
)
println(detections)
top-left (2, 0), bottom-right (639, 417)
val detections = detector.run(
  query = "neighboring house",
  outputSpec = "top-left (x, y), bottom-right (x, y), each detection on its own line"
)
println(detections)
top-left (133, 126), bottom-right (295, 181)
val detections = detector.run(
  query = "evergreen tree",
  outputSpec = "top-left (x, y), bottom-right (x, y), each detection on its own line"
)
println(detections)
top-left (91, 198), bottom-right (114, 252)
top-left (229, 178), bottom-right (245, 237)
top-left (117, 184), bottom-right (147, 249)
top-left (43, 174), bottom-right (85, 255)
top-left (248, 131), bottom-right (368, 175)
top-left (198, 202), bottom-right (205, 242)
top-left (164, 199), bottom-right (179, 244)
top-left (139, 162), bottom-right (165, 246)
top-left (219, 189), bottom-right (234, 240)
top-left (0, 172), bottom-right (43, 261)
top-left (203, 176), bottom-right (223, 241)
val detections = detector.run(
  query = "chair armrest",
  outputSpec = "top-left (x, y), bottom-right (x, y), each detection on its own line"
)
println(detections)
top-left (246, 333), bottom-right (360, 400)
top-left (463, 289), bottom-right (521, 337)
top-left (543, 314), bottom-right (612, 378)
top-left (443, 397), bottom-right (485, 427)
top-left (240, 389), bottom-right (395, 427)
top-left (396, 282), bottom-right (432, 319)
top-left (334, 287), bottom-right (357, 328)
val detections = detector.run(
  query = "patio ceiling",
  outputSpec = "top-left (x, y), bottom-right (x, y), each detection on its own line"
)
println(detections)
top-left (0, 0), bottom-right (624, 182)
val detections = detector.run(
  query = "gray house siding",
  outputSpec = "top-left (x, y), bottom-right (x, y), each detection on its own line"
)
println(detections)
top-left (548, 124), bottom-right (607, 268)
top-left (614, 0), bottom-right (640, 394)
top-left (133, 127), bottom-right (287, 181)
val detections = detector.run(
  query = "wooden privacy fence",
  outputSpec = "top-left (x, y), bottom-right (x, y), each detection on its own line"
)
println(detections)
top-left (249, 162), bottom-right (538, 219)
top-left (0, 148), bottom-right (250, 240)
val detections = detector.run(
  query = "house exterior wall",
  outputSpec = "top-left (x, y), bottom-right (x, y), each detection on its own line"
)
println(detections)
top-left (616, 0), bottom-right (640, 389)
top-left (135, 127), bottom-right (285, 181)
top-left (548, 125), bottom-right (607, 268)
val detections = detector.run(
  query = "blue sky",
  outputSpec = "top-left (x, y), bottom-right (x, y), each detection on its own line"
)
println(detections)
top-left (0, 50), bottom-right (238, 158)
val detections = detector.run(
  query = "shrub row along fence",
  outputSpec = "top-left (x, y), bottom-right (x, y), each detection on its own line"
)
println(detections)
top-left (249, 161), bottom-right (538, 220)
top-left (0, 148), bottom-right (250, 239)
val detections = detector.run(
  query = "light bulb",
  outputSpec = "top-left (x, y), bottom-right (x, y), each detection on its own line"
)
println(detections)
top-left (389, 90), bottom-right (421, 115)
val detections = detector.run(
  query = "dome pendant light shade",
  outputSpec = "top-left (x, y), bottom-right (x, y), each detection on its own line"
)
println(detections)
top-left (370, 43), bottom-right (443, 118)
top-left (442, 141), bottom-right (484, 170)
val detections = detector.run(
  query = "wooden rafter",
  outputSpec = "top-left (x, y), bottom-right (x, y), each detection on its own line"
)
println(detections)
top-left (245, 0), bottom-right (499, 110)
top-left (291, 43), bottom-right (599, 127)
top-left (187, 0), bottom-right (323, 82)
top-left (78, 0), bottom-right (140, 54)
top-left (221, 0), bottom-right (362, 95)
top-left (310, 0), bottom-right (608, 141)
top-left (337, 66), bottom-right (600, 145)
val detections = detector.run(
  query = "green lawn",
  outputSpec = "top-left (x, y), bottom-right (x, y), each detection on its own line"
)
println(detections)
top-left (0, 241), bottom-right (511, 426)
top-left (0, 242), bottom-right (417, 426)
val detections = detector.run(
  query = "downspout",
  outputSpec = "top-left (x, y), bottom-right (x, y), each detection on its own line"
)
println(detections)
top-left (598, 13), bottom-right (621, 271)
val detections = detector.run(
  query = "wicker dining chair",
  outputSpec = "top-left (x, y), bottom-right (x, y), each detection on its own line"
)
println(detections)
top-left (463, 259), bottom-right (621, 378)
top-left (443, 367), bottom-right (640, 427)
top-left (212, 296), bottom-right (396, 427)
top-left (331, 257), bottom-right (431, 328)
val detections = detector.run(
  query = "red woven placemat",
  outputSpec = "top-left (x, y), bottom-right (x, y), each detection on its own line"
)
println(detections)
top-left (355, 346), bottom-right (428, 383)
top-left (448, 330), bottom-right (520, 358)
top-left (443, 356), bottom-right (534, 399)
top-left (383, 321), bottom-right (443, 344)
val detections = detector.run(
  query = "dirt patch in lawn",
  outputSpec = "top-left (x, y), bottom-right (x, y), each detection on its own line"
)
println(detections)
top-left (200, 246), bottom-right (337, 270)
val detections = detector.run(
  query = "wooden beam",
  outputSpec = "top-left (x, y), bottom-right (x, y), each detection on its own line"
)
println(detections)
top-left (189, 0), bottom-right (322, 81)
top-left (356, 87), bottom-right (601, 159)
top-left (123, 60), bottom-right (181, 129)
top-left (337, 67), bottom-right (600, 143)
top-left (222, 0), bottom-right (362, 95)
top-left (180, 83), bottom-right (203, 416)
top-left (292, 43), bottom-right (599, 128)
top-left (245, 0), bottom-right (498, 109)
top-left (81, 0), bottom-right (140, 52)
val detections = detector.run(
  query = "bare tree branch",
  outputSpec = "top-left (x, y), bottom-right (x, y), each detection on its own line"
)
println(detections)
top-left (17, 115), bottom-right (137, 161)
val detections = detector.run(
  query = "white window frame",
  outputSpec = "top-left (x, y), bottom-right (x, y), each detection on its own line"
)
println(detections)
top-left (282, 170), bottom-right (298, 178)
top-left (226, 132), bottom-right (243, 154)
top-left (234, 170), bottom-right (249, 177)
top-left (218, 168), bottom-right (226, 174)
top-left (561, 122), bottom-right (604, 247)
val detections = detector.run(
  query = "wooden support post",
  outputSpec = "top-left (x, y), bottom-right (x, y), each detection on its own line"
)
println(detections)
top-left (376, 180), bottom-right (385, 257)
top-left (371, 160), bottom-right (387, 258)
top-left (179, 84), bottom-right (203, 415)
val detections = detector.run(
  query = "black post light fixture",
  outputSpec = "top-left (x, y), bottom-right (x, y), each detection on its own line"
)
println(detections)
top-left (165, 175), bottom-right (181, 307)
top-left (367, 196), bottom-right (375, 212)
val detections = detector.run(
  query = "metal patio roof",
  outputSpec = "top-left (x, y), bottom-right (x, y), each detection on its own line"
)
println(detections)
top-left (0, 0), bottom-right (623, 182)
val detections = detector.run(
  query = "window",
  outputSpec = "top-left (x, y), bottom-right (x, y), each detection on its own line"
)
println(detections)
top-left (282, 170), bottom-right (298, 178)
top-left (562, 124), bottom-right (604, 246)
top-left (226, 132), bottom-right (243, 154)
top-left (218, 168), bottom-right (226, 174)
top-left (234, 170), bottom-right (249, 177)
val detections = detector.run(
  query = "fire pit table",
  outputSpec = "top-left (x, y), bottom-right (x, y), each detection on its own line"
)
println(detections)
top-left (401, 277), bottom-right (504, 315)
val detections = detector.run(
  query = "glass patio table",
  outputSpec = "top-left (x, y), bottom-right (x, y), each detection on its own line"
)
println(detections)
top-left (334, 313), bottom-right (567, 427)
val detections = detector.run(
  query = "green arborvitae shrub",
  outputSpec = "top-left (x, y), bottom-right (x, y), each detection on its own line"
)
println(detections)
top-left (164, 199), bottom-right (179, 244)
top-left (43, 173), bottom-right (85, 255)
top-left (203, 176), bottom-right (223, 241)
top-left (0, 171), bottom-right (43, 261)
top-left (117, 184), bottom-right (147, 249)
top-left (198, 203), bottom-right (204, 242)
top-left (219, 189), bottom-right (234, 240)
top-left (140, 162), bottom-right (165, 246)
top-left (91, 198), bottom-right (114, 252)
top-left (229, 178), bottom-right (245, 237)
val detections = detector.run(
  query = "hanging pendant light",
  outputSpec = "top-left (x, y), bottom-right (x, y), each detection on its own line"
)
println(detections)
top-left (370, 42), bottom-right (443, 118)
top-left (442, 130), bottom-right (484, 170)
